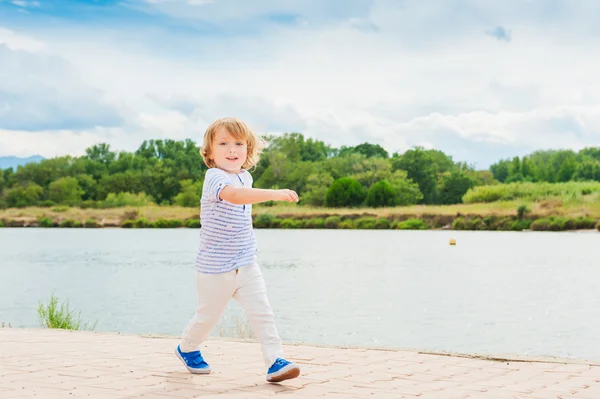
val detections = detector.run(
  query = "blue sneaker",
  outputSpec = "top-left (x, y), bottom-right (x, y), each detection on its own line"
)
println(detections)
top-left (266, 358), bottom-right (300, 383)
top-left (175, 345), bottom-right (211, 374)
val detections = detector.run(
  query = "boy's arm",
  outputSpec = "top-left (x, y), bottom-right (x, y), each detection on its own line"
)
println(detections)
top-left (219, 186), bottom-right (298, 205)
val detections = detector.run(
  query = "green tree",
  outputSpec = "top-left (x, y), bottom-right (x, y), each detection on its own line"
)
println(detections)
top-left (574, 159), bottom-right (600, 181)
top-left (5, 182), bottom-right (43, 207)
top-left (366, 180), bottom-right (396, 207)
top-left (301, 172), bottom-right (334, 206)
top-left (437, 169), bottom-right (477, 205)
top-left (85, 143), bottom-right (116, 165)
top-left (388, 170), bottom-right (423, 205)
top-left (75, 174), bottom-right (97, 201)
top-left (325, 177), bottom-right (367, 207)
top-left (391, 147), bottom-right (453, 204)
top-left (48, 177), bottom-right (84, 204)
top-left (339, 142), bottom-right (389, 158)
top-left (490, 159), bottom-right (510, 183)
top-left (173, 180), bottom-right (202, 207)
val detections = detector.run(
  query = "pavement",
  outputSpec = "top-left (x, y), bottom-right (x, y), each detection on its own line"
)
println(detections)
top-left (1, 328), bottom-right (599, 398)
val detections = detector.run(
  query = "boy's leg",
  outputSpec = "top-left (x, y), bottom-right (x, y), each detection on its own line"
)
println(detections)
top-left (180, 270), bottom-right (236, 352)
top-left (233, 263), bottom-right (285, 367)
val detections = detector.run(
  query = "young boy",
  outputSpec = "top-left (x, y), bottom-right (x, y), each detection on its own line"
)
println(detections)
top-left (176, 117), bottom-right (301, 383)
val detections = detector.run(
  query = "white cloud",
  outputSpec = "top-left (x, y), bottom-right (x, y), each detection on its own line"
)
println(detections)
top-left (0, 27), bottom-right (44, 51)
top-left (2, 0), bottom-right (600, 167)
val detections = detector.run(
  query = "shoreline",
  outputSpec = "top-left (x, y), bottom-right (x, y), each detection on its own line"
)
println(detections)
top-left (1, 205), bottom-right (599, 232)
top-left (7, 327), bottom-right (600, 366)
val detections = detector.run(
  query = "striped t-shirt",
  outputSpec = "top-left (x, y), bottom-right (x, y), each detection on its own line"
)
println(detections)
top-left (195, 168), bottom-right (257, 274)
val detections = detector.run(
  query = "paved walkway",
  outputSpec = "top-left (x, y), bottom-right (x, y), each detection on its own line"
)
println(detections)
top-left (1, 329), bottom-right (599, 398)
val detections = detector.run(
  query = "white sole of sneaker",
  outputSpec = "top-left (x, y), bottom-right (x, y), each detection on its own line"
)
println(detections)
top-left (175, 348), bottom-right (211, 374)
top-left (267, 364), bottom-right (300, 383)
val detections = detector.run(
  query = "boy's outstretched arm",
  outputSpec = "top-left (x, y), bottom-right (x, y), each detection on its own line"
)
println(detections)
top-left (219, 186), bottom-right (299, 205)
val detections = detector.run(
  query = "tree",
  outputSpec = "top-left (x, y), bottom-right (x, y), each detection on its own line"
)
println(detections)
top-left (5, 182), bottom-right (43, 207)
top-left (173, 179), bottom-right (202, 207)
top-left (301, 172), bottom-right (334, 206)
top-left (339, 143), bottom-right (389, 158)
top-left (325, 177), bottom-right (366, 207)
top-left (490, 159), bottom-right (510, 183)
top-left (388, 170), bottom-right (423, 206)
top-left (574, 159), bottom-right (600, 181)
top-left (85, 143), bottom-right (116, 165)
top-left (48, 177), bottom-right (84, 204)
top-left (391, 147), bottom-right (453, 204)
top-left (437, 169), bottom-right (477, 205)
top-left (366, 180), bottom-right (396, 207)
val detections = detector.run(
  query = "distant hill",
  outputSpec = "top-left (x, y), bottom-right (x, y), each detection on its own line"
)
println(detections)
top-left (0, 155), bottom-right (45, 170)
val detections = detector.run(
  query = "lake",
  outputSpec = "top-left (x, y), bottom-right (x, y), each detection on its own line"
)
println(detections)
top-left (1, 228), bottom-right (598, 362)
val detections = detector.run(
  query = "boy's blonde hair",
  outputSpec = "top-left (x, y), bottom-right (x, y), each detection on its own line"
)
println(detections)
top-left (200, 117), bottom-right (266, 170)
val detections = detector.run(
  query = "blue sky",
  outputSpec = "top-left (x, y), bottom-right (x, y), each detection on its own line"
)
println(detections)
top-left (1, 0), bottom-right (599, 168)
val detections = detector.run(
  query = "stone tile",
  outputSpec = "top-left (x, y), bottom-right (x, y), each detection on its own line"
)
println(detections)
top-left (1, 328), bottom-right (600, 398)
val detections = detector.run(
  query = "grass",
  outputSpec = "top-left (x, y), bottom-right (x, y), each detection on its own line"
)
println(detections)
top-left (1, 192), bottom-right (600, 231)
top-left (2, 195), bottom-right (600, 224)
top-left (37, 293), bottom-right (97, 331)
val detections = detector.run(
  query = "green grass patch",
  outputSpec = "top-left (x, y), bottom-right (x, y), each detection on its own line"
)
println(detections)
top-left (83, 219), bottom-right (99, 228)
top-left (38, 217), bottom-right (56, 228)
top-left (397, 218), bottom-right (428, 230)
top-left (464, 181), bottom-right (600, 203)
top-left (37, 293), bottom-right (97, 331)
top-left (186, 219), bottom-right (201, 228)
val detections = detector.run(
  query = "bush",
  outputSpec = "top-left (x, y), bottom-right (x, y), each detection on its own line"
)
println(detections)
top-left (37, 293), bottom-right (97, 331)
top-left (133, 218), bottom-right (152, 228)
top-left (517, 205), bottom-right (530, 219)
top-left (568, 216), bottom-right (597, 230)
top-left (0, 220), bottom-right (4, 228)
top-left (354, 217), bottom-right (377, 229)
top-left (324, 216), bottom-right (342, 229)
top-left (530, 217), bottom-right (571, 231)
top-left (463, 181), bottom-right (600, 204)
top-left (302, 218), bottom-right (324, 229)
top-left (339, 220), bottom-right (355, 229)
top-left (48, 177), bottom-right (84, 205)
top-left (5, 182), bottom-right (43, 208)
top-left (511, 219), bottom-right (532, 231)
top-left (452, 216), bottom-right (486, 230)
top-left (39, 217), bottom-right (56, 228)
top-left (100, 192), bottom-right (154, 208)
top-left (279, 218), bottom-right (302, 229)
top-left (84, 219), bottom-right (99, 228)
top-left (254, 213), bottom-right (276, 228)
top-left (154, 218), bottom-right (183, 228)
top-left (186, 219), bottom-right (201, 228)
top-left (366, 181), bottom-right (397, 208)
top-left (60, 219), bottom-right (82, 228)
top-left (38, 200), bottom-right (56, 207)
top-left (80, 200), bottom-right (99, 209)
top-left (597, 221), bottom-right (600, 231)
top-left (325, 177), bottom-right (367, 207)
top-left (397, 218), bottom-right (428, 230)
top-left (173, 180), bottom-right (202, 207)
top-left (374, 218), bottom-right (391, 229)
top-left (52, 206), bottom-right (69, 213)
top-left (121, 219), bottom-right (135, 228)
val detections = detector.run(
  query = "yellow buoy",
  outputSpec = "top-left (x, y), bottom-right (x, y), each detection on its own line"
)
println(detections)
top-left (449, 238), bottom-right (456, 246)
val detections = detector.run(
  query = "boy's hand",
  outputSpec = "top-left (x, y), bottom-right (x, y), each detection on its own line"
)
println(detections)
top-left (276, 189), bottom-right (299, 203)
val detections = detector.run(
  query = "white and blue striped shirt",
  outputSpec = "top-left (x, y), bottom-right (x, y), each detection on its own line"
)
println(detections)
top-left (195, 168), bottom-right (257, 274)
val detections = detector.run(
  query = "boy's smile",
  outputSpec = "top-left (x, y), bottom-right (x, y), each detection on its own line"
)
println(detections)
top-left (211, 127), bottom-right (248, 173)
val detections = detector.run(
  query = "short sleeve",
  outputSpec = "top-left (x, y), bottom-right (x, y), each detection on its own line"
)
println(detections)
top-left (202, 168), bottom-right (232, 202)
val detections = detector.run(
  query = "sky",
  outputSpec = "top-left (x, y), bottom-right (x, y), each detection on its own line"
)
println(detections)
top-left (1, 0), bottom-right (599, 169)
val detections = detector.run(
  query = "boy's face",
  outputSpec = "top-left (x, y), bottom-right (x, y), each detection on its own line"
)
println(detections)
top-left (211, 127), bottom-right (248, 173)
